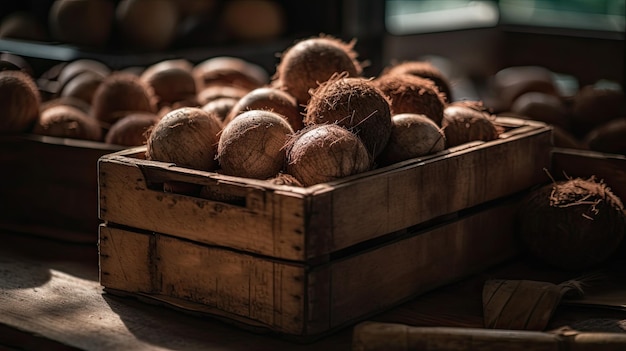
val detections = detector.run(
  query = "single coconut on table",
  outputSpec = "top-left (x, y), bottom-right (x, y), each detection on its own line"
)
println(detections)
top-left (272, 35), bottom-right (363, 106)
top-left (516, 176), bottom-right (626, 271)
top-left (304, 74), bottom-right (392, 158)
top-left (217, 109), bottom-right (293, 180)
top-left (285, 124), bottom-right (372, 187)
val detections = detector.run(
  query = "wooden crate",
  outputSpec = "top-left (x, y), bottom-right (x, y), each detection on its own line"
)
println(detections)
top-left (98, 117), bottom-right (552, 339)
top-left (0, 134), bottom-right (123, 243)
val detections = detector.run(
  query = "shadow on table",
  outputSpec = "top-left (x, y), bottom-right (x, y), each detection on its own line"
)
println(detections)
top-left (102, 292), bottom-right (353, 351)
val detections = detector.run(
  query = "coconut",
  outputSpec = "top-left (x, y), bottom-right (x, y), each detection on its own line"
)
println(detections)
top-left (60, 71), bottom-right (104, 105)
top-left (220, 0), bottom-right (286, 41)
top-left (516, 177), bottom-right (626, 271)
top-left (217, 110), bottom-right (293, 179)
top-left (57, 59), bottom-right (110, 90)
top-left (510, 91), bottom-right (571, 131)
top-left (377, 113), bottom-right (446, 167)
top-left (140, 59), bottom-right (197, 108)
top-left (41, 96), bottom-right (92, 116)
top-left (105, 112), bottom-right (160, 146)
top-left (0, 11), bottom-right (48, 42)
top-left (492, 65), bottom-right (560, 112)
top-left (570, 83), bottom-right (625, 138)
top-left (49, 0), bottom-right (114, 48)
top-left (442, 103), bottom-right (499, 147)
top-left (225, 87), bottom-right (303, 131)
top-left (582, 118), bottom-right (626, 155)
top-left (146, 107), bottom-right (222, 171)
top-left (286, 124), bottom-right (371, 187)
top-left (201, 97), bottom-right (239, 123)
top-left (32, 105), bottom-right (102, 141)
top-left (197, 85), bottom-right (248, 105)
top-left (383, 60), bottom-right (453, 102)
top-left (0, 70), bottom-right (41, 133)
top-left (193, 56), bottom-right (269, 91)
top-left (305, 75), bottom-right (392, 158)
top-left (91, 72), bottom-right (158, 127)
top-left (374, 73), bottom-right (445, 126)
top-left (115, 0), bottom-right (179, 51)
top-left (273, 35), bottom-right (363, 106)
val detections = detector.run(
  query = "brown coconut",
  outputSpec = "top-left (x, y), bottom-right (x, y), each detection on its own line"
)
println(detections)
top-left (0, 70), bottom-right (41, 133)
top-left (91, 72), bottom-right (158, 127)
top-left (0, 11), bottom-right (48, 42)
top-left (442, 104), bottom-right (499, 147)
top-left (383, 60), bottom-right (453, 102)
top-left (582, 117), bottom-right (626, 155)
top-left (511, 91), bottom-right (571, 131)
top-left (220, 0), bottom-right (287, 41)
top-left (105, 112), bottom-right (160, 146)
top-left (140, 59), bottom-right (197, 108)
top-left (60, 71), bottom-right (104, 105)
top-left (41, 96), bottom-right (92, 116)
top-left (377, 113), bottom-right (446, 167)
top-left (492, 65), bottom-right (560, 112)
top-left (33, 105), bottom-right (102, 141)
top-left (217, 109), bottom-right (293, 179)
top-left (225, 87), bottom-right (303, 130)
top-left (516, 177), bottom-right (626, 271)
top-left (571, 84), bottom-right (625, 138)
top-left (146, 107), bottom-right (222, 171)
top-left (115, 0), bottom-right (179, 51)
top-left (286, 124), bottom-right (371, 187)
top-left (374, 73), bottom-right (445, 126)
top-left (201, 97), bottom-right (239, 123)
top-left (193, 56), bottom-right (269, 91)
top-left (56, 59), bottom-right (110, 90)
top-left (273, 35), bottom-right (363, 106)
top-left (197, 85), bottom-right (248, 105)
top-left (48, 0), bottom-right (114, 48)
top-left (305, 75), bottom-right (392, 158)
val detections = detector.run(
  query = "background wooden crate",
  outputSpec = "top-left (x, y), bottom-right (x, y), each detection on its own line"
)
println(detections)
top-left (0, 134), bottom-right (122, 243)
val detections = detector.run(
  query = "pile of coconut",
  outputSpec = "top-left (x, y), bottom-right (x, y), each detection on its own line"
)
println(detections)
top-left (1, 35), bottom-right (507, 188)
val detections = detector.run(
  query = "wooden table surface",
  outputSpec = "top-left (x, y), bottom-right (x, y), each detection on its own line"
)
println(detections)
top-left (1, 231), bottom-right (625, 351)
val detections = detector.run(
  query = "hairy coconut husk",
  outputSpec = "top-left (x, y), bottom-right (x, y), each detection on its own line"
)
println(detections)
top-left (441, 104), bottom-right (499, 147)
top-left (285, 124), bottom-right (371, 187)
top-left (225, 87), bottom-right (303, 131)
top-left (377, 113), bottom-right (446, 167)
top-left (383, 60), bottom-right (453, 102)
top-left (217, 109), bottom-right (293, 179)
top-left (33, 105), bottom-right (102, 141)
top-left (374, 73), bottom-right (445, 126)
top-left (193, 56), bottom-right (269, 91)
top-left (273, 34), bottom-right (363, 106)
top-left (516, 176), bottom-right (626, 271)
top-left (105, 112), bottom-right (160, 146)
top-left (146, 107), bottom-right (222, 171)
top-left (0, 70), bottom-right (41, 133)
top-left (305, 74), bottom-right (392, 158)
top-left (267, 172), bottom-right (303, 187)
top-left (140, 59), bottom-right (197, 108)
top-left (91, 72), bottom-right (158, 127)
top-left (201, 97), bottom-right (239, 123)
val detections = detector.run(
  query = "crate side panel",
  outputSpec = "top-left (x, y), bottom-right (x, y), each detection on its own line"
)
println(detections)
top-left (98, 157), bottom-right (306, 261)
top-left (328, 128), bottom-right (551, 251)
top-left (99, 225), bottom-right (153, 292)
top-left (155, 234), bottom-right (306, 335)
top-left (329, 200), bottom-right (520, 326)
top-left (0, 136), bottom-right (118, 240)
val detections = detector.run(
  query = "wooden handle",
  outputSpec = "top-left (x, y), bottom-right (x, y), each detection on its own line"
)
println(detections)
top-left (352, 322), bottom-right (626, 351)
